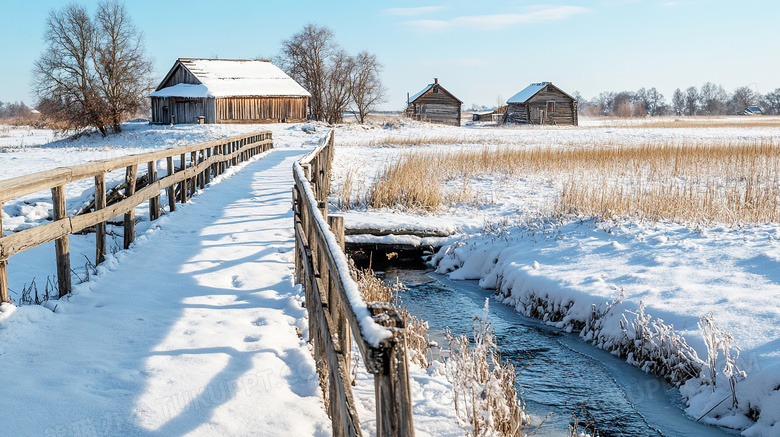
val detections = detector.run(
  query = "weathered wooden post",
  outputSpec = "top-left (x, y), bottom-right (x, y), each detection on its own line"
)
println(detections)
top-left (328, 215), bottom-right (350, 376)
top-left (198, 150), bottom-right (206, 190)
top-left (95, 174), bottom-right (107, 265)
top-left (0, 203), bottom-right (8, 303)
top-left (166, 156), bottom-right (176, 212)
top-left (179, 153), bottom-right (187, 203)
top-left (189, 151), bottom-right (197, 197)
top-left (370, 307), bottom-right (415, 437)
top-left (52, 185), bottom-right (71, 297)
top-left (205, 148), bottom-right (212, 185)
top-left (148, 160), bottom-right (160, 221)
top-left (123, 165), bottom-right (137, 250)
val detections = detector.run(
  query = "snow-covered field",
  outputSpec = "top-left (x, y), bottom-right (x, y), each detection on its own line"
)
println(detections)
top-left (331, 116), bottom-right (780, 436)
top-left (3, 117), bottom-right (780, 436)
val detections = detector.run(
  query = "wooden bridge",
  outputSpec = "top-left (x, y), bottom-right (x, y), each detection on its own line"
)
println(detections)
top-left (0, 130), bottom-right (416, 436)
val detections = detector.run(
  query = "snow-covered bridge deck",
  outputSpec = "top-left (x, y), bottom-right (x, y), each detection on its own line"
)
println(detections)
top-left (0, 149), bottom-right (333, 436)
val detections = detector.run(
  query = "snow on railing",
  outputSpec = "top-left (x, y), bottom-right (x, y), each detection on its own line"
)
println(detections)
top-left (292, 129), bottom-right (415, 436)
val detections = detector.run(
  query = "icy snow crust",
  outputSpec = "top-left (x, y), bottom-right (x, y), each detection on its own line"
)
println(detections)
top-left (331, 117), bottom-right (780, 436)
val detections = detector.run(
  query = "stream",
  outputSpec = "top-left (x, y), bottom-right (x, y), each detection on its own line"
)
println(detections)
top-left (383, 268), bottom-right (736, 437)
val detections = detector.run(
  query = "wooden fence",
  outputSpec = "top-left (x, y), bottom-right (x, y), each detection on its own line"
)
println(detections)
top-left (292, 131), bottom-right (415, 437)
top-left (0, 131), bottom-right (273, 303)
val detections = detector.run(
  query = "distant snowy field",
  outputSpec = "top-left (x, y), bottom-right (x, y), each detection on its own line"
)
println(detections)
top-left (3, 117), bottom-right (780, 435)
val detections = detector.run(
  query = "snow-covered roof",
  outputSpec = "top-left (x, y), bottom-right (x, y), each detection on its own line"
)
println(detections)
top-left (408, 84), bottom-right (434, 103)
top-left (474, 107), bottom-right (501, 115)
top-left (507, 82), bottom-right (551, 104)
top-left (151, 59), bottom-right (311, 99)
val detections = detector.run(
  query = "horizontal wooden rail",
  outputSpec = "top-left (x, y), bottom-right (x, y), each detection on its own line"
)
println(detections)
top-left (293, 131), bottom-right (414, 437)
top-left (0, 131), bottom-right (273, 302)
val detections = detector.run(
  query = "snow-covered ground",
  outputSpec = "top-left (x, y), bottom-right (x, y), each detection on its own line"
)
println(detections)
top-left (4, 117), bottom-right (780, 436)
top-left (0, 121), bottom-right (463, 436)
top-left (329, 117), bottom-right (780, 436)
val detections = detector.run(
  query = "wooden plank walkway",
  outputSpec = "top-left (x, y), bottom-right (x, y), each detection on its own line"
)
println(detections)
top-left (0, 149), bottom-right (332, 436)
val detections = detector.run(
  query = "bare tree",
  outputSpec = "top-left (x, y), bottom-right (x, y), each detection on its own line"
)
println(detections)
top-left (322, 48), bottom-right (355, 124)
top-left (672, 88), bottom-right (685, 116)
top-left (350, 51), bottom-right (386, 124)
top-left (699, 82), bottom-right (728, 115)
top-left (684, 86), bottom-right (699, 116)
top-left (731, 86), bottom-right (759, 114)
top-left (32, 1), bottom-right (152, 136)
top-left (94, 0), bottom-right (153, 133)
top-left (278, 23), bottom-right (386, 124)
top-left (33, 3), bottom-right (107, 135)
top-left (763, 88), bottom-right (780, 115)
top-left (278, 24), bottom-right (337, 122)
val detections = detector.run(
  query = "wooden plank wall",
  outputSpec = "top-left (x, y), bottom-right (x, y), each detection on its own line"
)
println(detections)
top-left (159, 63), bottom-right (201, 89)
top-left (216, 97), bottom-right (308, 123)
top-left (0, 131), bottom-right (274, 301)
top-left (293, 131), bottom-right (415, 436)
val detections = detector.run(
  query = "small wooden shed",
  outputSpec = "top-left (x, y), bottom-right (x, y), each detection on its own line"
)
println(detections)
top-left (405, 78), bottom-right (462, 126)
top-left (503, 82), bottom-right (578, 126)
top-left (150, 58), bottom-right (311, 124)
top-left (472, 106), bottom-right (507, 122)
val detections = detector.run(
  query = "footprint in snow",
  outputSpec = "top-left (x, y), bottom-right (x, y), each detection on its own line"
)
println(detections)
top-left (231, 275), bottom-right (245, 288)
top-left (243, 336), bottom-right (260, 343)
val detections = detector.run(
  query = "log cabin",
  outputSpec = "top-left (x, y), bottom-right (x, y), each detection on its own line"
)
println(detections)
top-left (503, 82), bottom-right (578, 126)
top-left (150, 58), bottom-right (311, 124)
top-left (405, 78), bottom-right (462, 126)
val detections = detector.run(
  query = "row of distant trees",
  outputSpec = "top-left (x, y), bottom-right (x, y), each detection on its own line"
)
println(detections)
top-left (0, 101), bottom-right (33, 119)
top-left (578, 83), bottom-right (780, 117)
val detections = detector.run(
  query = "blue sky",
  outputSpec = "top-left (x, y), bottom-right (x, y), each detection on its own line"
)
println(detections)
top-left (2, 0), bottom-right (779, 110)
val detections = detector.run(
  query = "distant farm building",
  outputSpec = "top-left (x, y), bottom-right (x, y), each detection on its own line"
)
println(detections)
top-left (150, 58), bottom-right (310, 124)
top-left (405, 78), bottom-right (462, 126)
top-left (472, 106), bottom-right (506, 122)
top-left (503, 82), bottom-right (578, 126)
top-left (743, 106), bottom-right (764, 115)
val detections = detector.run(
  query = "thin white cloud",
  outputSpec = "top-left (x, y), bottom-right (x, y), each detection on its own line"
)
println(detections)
top-left (382, 6), bottom-right (447, 16)
top-left (404, 6), bottom-right (590, 32)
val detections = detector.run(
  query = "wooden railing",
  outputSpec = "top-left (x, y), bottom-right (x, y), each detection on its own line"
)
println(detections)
top-left (0, 131), bottom-right (274, 303)
top-left (292, 131), bottom-right (415, 437)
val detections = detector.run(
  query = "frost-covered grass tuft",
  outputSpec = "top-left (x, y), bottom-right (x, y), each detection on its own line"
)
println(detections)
top-left (445, 299), bottom-right (529, 436)
top-left (355, 268), bottom-right (431, 368)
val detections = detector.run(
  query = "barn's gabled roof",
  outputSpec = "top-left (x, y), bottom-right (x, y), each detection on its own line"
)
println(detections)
top-left (408, 81), bottom-right (463, 104)
top-left (150, 58), bottom-right (311, 98)
top-left (507, 82), bottom-right (574, 104)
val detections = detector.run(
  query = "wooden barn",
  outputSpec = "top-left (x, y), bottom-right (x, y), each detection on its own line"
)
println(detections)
top-left (405, 78), bottom-right (462, 126)
top-left (149, 58), bottom-right (310, 124)
top-left (503, 82), bottom-right (578, 126)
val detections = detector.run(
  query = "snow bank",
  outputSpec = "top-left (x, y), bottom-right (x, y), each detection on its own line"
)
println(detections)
top-left (431, 218), bottom-right (780, 435)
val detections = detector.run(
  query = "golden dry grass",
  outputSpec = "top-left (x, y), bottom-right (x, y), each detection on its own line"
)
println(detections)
top-left (356, 138), bottom-right (780, 225)
top-left (355, 269), bottom-right (431, 368)
top-left (583, 116), bottom-right (780, 129)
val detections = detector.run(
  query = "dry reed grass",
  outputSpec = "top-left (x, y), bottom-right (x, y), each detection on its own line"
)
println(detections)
top-left (584, 116), bottom-right (780, 129)
top-left (358, 138), bottom-right (780, 225)
top-left (445, 300), bottom-right (529, 436)
top-left (355, 269), bottom-right (431, 368)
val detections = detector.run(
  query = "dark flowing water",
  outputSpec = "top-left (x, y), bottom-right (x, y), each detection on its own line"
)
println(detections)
top-left (383, 268), bottom-right (736, 437)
